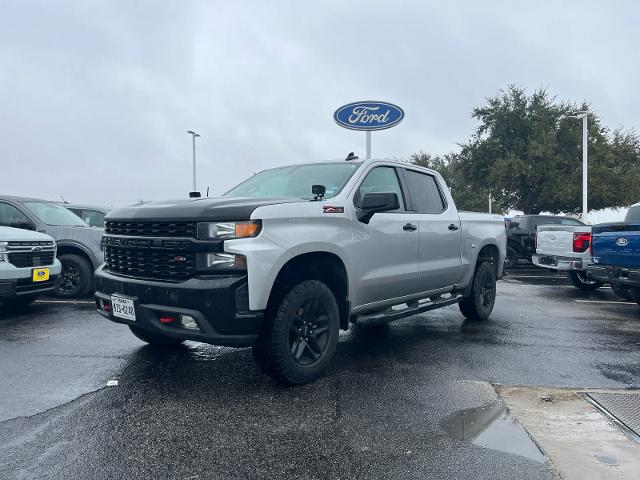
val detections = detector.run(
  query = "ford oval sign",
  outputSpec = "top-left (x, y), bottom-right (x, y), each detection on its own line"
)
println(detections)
top-left (616, 238), bottom-right (629, 247)
top-left (334, 101), bottom-right (404, 131)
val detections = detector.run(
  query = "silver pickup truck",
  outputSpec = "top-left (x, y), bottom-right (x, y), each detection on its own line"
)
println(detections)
top-left (95, 159), bottom-right (507, 384)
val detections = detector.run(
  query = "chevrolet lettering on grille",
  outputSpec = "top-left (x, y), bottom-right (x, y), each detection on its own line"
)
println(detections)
top-left (102, 236), bottom-right (192, 249)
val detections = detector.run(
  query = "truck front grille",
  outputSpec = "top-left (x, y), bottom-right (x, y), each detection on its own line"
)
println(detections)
top-left (104, 246), bottom-right (196, 281)
top-left (9, 251), bottom-right (55, 268)
top-left (105, 221), bottom-right (197, 238)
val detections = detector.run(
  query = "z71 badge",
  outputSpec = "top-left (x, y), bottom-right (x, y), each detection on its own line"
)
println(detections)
top-left (323, 206), bottom-right (344, 214)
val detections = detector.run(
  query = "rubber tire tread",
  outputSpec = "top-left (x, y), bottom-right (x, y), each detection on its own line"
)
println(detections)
top-left (252, 280), bottom-right (339, 385)
top-left (56, 254), bottom-right (93, 298)
top-left (568, 270), bottom-right (602, 291)
top-left (459, 262), bottom-right (496, 321)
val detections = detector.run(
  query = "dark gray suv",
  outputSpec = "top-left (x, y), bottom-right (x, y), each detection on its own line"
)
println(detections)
top-left (0, 196), bottom-right (104, 297)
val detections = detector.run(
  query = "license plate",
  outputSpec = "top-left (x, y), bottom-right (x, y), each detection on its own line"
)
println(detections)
top-left (111, 295), bottom-right (136, 321)
top-left (32, 268), bottom-right (50, 282)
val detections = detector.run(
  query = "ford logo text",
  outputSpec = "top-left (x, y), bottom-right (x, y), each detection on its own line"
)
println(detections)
top-left (334, 101), bottom-right (404, 131)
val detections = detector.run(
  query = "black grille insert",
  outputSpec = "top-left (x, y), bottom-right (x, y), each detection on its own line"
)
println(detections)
top-left (105, 221), bottom-right (197, 238)
top-left (104, 246), bottom-right (196, 281)
top-left (9, 252), bottom-right (55, 268)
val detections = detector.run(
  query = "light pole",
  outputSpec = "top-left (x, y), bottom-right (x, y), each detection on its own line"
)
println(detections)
top-left (186, 130), bottom-right (200, 193)
top-left (561, 111), bottom-right (588, 219)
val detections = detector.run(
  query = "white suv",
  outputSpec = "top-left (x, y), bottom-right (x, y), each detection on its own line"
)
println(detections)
top-left (0, 227), bottom-right (61, 306)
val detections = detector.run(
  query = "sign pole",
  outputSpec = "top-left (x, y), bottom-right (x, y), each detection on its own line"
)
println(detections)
top-left (366, 131), bottom-right (371, 159)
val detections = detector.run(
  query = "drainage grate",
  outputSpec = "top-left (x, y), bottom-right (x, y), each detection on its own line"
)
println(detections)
top-left (585, 392), bottom-right (640, 443)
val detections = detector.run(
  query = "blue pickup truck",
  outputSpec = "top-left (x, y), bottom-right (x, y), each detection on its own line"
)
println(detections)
top-left (586, 203), bottom-right (640, 304)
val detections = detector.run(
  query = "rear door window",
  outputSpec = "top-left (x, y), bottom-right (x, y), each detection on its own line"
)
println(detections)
top-left (402, 169), bottom-right (446, 213)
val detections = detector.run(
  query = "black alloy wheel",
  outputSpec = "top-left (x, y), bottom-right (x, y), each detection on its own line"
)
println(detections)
top-left (59, 263), bottom-right (81, 294)
top-left (252, 280), bottom-right (339, 385)
top-left (288, 299), bottom-right (331, 367)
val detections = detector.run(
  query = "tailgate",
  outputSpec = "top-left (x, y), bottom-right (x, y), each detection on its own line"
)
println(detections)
top-left (592, 224), bottom-right (640, 268)
top-left (536, 225), bottom-right (591, 257)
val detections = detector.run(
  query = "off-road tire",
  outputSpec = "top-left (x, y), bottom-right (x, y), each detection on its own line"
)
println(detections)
top-left (129, 325), bottom-right (184, 346)
top-left (252, 280), bottom-right (339, 385)
top-left (505, 247), bottom-right (518, 270)
top-left (568, 270), bottom-right (602, 291)
top-left (56, 254), bottom-right (92, 298)
top-left (610, 282), bottom-right (634, 302)
top-left (459, 262), bottom-right (497, 321)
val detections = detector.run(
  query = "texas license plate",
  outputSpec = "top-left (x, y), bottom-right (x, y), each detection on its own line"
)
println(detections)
top-left (111, 295), bottom-right (136, 321)
top-left (32, 268), bottom-right (50, 282)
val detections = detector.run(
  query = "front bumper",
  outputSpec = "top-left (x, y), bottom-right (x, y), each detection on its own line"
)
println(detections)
top-left (94, 266), bottom-right (263, 347)
top-left (0, 275), bottom-right (60, 299)
top-left (532, 254), bottom-right (585, 271)
top-left (585, 264), bottom-right (640, 287)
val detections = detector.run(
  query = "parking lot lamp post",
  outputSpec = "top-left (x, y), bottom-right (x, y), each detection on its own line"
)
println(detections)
top-left (187, 130), bottom-right (201, 192)
top-left (561, 111), bottom-right (588, 219)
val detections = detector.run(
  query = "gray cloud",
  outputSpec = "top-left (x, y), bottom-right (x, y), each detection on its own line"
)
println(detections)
top-left (1, 0), bottom-right (638, 207)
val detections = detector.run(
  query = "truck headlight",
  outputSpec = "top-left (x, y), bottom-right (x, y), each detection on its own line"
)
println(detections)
top-left (197, 221), bottom-right (261, 240)
top-left (197, 252), bottom-right (247, 271)
top-left (0, 241), bottom-right (7, 262)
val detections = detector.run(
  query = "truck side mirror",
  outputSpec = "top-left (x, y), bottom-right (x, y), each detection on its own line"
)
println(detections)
top-left (356, 192), bottom-right (400, 224)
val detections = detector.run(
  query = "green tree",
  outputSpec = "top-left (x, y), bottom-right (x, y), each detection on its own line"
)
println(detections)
top-left (414, 85), bottom-right (640, 214)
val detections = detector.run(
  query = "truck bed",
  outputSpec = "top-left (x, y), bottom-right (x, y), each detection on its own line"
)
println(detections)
top-left (591, 223), bottom-right (640, 268)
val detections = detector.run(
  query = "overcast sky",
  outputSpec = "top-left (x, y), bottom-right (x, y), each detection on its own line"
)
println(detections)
top-left (1, 0), bottom-right (639, 207)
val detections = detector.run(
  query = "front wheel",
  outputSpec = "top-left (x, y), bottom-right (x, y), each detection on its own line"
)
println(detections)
top-left (253, 280), bottom-right (339, 385)
top-left (610, 282), bottom-right (634, 301)
top-left (568, 270), bottom-right (602, 291)
top-left (459, 262), bottom-right (497, 321)
top-left (56, 254), bottom-right (92, 298)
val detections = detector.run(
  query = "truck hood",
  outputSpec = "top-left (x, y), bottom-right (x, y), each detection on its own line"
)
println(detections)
top-left (0, 226), bottom-right (55, 242)
top-left (106, 197), bottom-right (300, 222)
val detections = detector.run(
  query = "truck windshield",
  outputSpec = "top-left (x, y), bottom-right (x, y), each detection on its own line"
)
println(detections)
top-left (225, 162), bottom-right (362, 200)
top-left (24, 202), bottom-right (88, 226)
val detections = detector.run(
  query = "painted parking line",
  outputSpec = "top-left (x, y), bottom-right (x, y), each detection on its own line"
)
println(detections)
top-left (35, 300), bottom-right (95, 305)
top-left (574, 300), bottom-right (637, 305)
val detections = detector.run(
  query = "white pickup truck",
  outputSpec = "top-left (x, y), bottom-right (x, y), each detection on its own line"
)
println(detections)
top-left (532, 225), bottom-right (604, 291)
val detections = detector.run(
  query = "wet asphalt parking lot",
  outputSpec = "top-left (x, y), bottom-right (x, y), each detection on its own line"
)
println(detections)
top-left (1, 268), bottom-right (639, 480)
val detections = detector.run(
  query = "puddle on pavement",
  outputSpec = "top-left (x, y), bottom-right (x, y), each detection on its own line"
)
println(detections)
top-left (443, 400), bottom-right (546, 463)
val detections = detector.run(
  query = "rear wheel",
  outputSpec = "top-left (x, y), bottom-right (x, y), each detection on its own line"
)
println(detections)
top-left (57, 254), bottom-right (92, 298)
top-left (459, 262), bottom-right (497, 321)
top-left (129, 325), bottom-right (184, 346)
top-left (568, 270), bottom-right (602, 291)
top-left (505, 247), bottom-right (518, 270)
top-left (610, 282), bottom-right (634, 301)
top-left (253, 280), bottom-right (339, 385)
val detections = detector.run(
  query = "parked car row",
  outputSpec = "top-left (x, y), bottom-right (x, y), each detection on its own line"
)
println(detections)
top-left (0, 196), bottom-right (107, 301)
top-left (532, 203), bottom-right (640, 305)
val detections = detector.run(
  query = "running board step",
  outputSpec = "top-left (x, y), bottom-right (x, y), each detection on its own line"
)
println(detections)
top-left (353, 295), bottom-right (462, 325)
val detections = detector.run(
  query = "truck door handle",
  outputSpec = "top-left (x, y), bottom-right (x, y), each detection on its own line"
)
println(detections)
top-left (448, 224), bottom-right (459, 231)
top-left (403, 223), bottom-right (417, 231)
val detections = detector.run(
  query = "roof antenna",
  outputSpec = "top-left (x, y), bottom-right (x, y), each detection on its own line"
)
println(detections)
top-left (206, 186), bottom-right (210, 197)
top-left (345, 152), bottom-right (359, 161)
top-left (60, 194), bottom-right (68, 204)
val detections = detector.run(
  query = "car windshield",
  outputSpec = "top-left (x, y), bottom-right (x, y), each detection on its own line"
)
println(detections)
top-left (24, 201), bottom-right (88, 226)
top-left (225, 162), bottom-right (362, 200)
